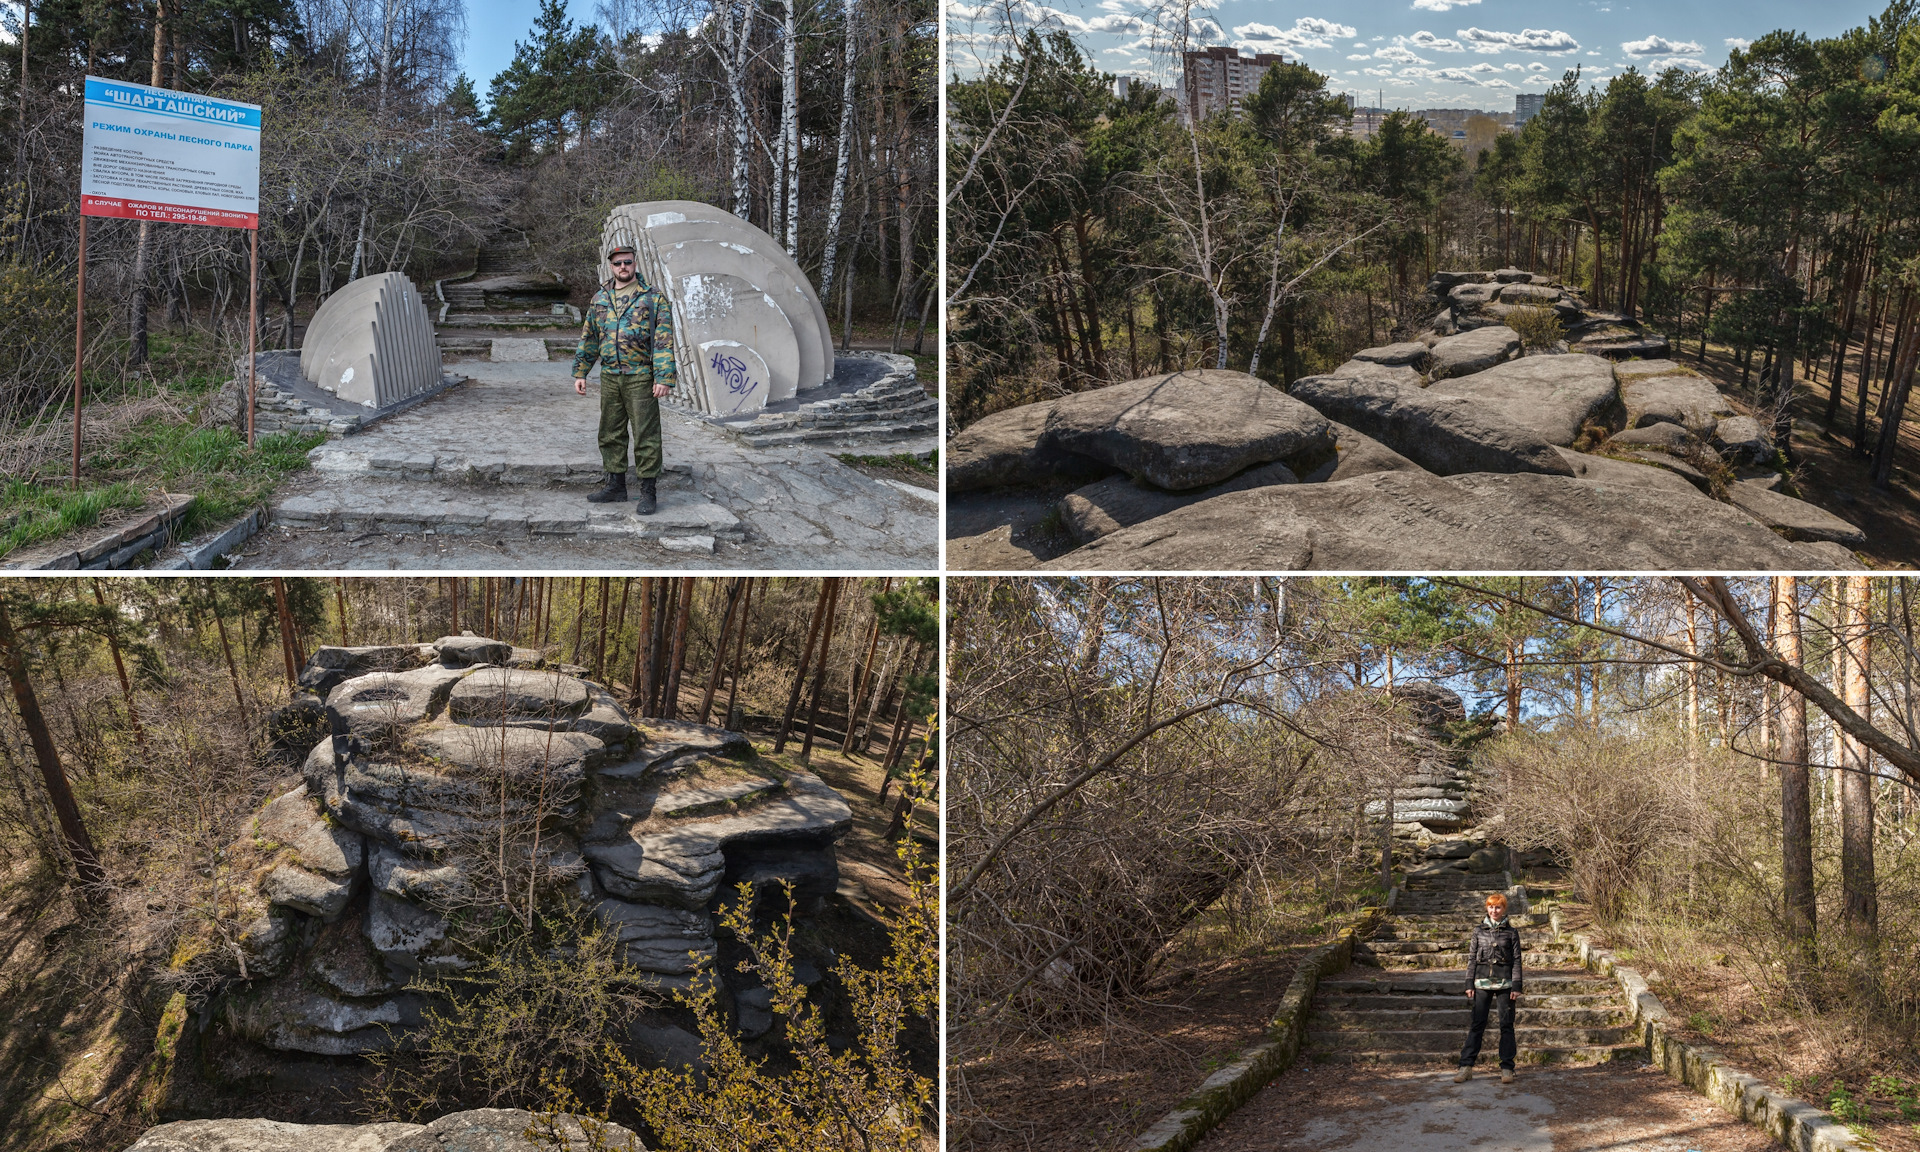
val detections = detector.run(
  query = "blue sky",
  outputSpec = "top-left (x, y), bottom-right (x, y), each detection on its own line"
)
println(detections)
top-left (458, 0), bottom-right (596, 94)
top-left (947, 0), bottom-right (1886, 110)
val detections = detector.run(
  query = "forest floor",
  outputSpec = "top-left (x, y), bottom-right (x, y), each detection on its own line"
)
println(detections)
top-left (1561, 899), bottom-right (1920, 1152)
top-left (1690, 339), bottom-right (1920, 568)
top-left (0, 698), bottom-right (931, 1152)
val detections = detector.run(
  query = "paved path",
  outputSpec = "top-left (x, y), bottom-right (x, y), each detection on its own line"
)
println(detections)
top-left (1195, 1063), bottom-right (1776, 1152)
top-left (237, 361), bottom-right (937, 570)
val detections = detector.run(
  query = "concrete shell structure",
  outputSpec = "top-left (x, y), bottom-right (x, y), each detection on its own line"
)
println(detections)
top-left (300, 272), bottom-right (443, 409)
top-left (601, 201), bottom-right (834, 417)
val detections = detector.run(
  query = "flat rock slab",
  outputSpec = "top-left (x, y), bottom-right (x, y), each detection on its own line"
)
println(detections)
top-left (1043, 369), bottom-right (1334, 490)
top-left (1352, 342), bottom-right (1431, 368)
top-left (276, 477), bottom-right (744, 541)
top-left (299, 645), bottom-right (427, 696)
top-left (1621, 374), bottom-right (1733, 429)
top-left (1289, 375), bottom-right (1573, 477)
top-left (1041, 469), bottom-right (1858, 571)
top-left (1497, 283), bottom-right (1561, 304)
top-left (1726, 479), bottom-right (1867, 545)
top-left (1606, 421), bottom-right (1696, 450)
top-left (1427, 354), bottom-right (1618, 446)
top-left (1429, 326), bottom-right (1520, 379)
top-left (489, 338), bottom-right (550, 362)
top-left (1713, 415), bottom-right (1772, 462)
top-left (1553, 448), bottom-right (1702, 498)
top-left (1332, 359), bottom-right (1425, 389)
top-left (434, 635), bottom-right (513, 666)
top-left (326, 665), bottom-right (470, 735)
top-left (448, 666), bottom-right (592, 721)
top-left (252, 784), bottom-right (364, 879)
top-left (416, 724), bottom-right (604, 778)
top-left (946, 400), bottom-right (1110, 492)
top-left (1058, 461), bottom-right (1297, 544)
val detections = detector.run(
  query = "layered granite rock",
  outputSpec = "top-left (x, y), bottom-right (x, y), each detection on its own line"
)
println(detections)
top-left (217, 635), bottom-right (853, 1060)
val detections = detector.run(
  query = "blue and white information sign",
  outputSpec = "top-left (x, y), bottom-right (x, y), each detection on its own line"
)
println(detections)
top-left (80, 77), bottom-right (261, 229)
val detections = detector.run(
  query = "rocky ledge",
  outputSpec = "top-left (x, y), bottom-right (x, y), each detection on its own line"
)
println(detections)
top-left (948, 268), bottom-right (1864, 570)
top-left (198, 635), bottom-right (850, 1062)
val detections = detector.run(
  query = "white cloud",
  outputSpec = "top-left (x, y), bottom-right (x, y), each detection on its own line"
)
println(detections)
top-left (1430, 67), bottom-right (1482, 83)
top-left (1652, 56), bottom-right (1714, 72)
top-left (1527, 62), bottom-right (1549, 71)
top-left (1101, 45), bottom-right (1135, 54)
top-left (1622, 34), bottom-right (1702, 55)
top-left (1373, 45), bottom-right (1432, 64)
top-left (1349, 53), bottom-right (1373, 59)
top-left (1467, 62), bottom-right (1497, 72)
top-left (1458, 27), bottom-right (1581, 54)
top-left (1412, 0), bottom-right (1480, 9)
top-left (1504, 62), bottom-right (1525, 70)
top-left (1363, 65), bottom-right (1397, 76)
top-left (1403, 29), bottom-right (1466, 51)
top-left (1725, 37), bottom-right (1751, 49)
top-left (1483, 78), bottom-right (1515, 88)
top-left (1234, 16), bottom-right (1358, 50)
top-left (1353, 41), bottom-right (1368, 47)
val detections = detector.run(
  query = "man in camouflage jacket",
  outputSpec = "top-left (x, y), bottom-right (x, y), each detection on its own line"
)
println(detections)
top-left (572, 244), bottom-right (677, 515)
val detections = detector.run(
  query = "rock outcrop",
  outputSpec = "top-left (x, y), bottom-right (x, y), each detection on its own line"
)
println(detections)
top-left (212, 635), bottom-right (851, 1064)
top-left (947, 266), bottom-right (1866, 569)
top-left (123, 1109), bottom-right (644, 1152)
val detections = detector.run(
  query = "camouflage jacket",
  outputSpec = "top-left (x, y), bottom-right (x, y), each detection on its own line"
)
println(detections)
top-left (571, 279), bottom-right (678, 386)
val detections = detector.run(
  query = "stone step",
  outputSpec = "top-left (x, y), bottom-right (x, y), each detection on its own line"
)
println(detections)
top-left (1357, 950), bottom-right (1574, 971)
top-left (272, 476), bottom-right (742, 544)
top-left (439, 313), bottom-right (575, 330)
top-left (1319, 972), bottom-right (1611, 996)
top-left (1318, 992), bottom-right (1622, 1011)
top-left (1307, 1024), bottom-right (1639, 1052)
top-left (1405, 874), bottom-right (1508, 890)
top-left (1310, 1007), bottom-right (1627, 1029)
top-left (735, 419), bottom-right (936, 450)
top-left (1357, 932), bottom-right (1556, 953)
top-left (1307, 1044), bottom-right (1644, 1067)
top-left (308, 441), bottom-right (665, 486)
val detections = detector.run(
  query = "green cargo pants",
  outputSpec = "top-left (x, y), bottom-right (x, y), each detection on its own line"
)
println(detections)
top-left (598, 371), bottom-right (663, 478)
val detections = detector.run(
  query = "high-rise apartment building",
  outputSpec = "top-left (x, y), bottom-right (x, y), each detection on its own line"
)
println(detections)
top-left (1181, 46), bottom-right (1287, 120)
top-left (1514, 93), bottom-right (1546, 124)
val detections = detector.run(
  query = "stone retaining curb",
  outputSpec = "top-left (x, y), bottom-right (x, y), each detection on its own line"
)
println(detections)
top-left (1551, 911), bottom-right (1869, 1152)
top-left (3, 494), bottom-right (194, 571)
top-left (153, 506), bottom-right (267, 570)
top-left (1130, 907), bottom-right (1385, 1152)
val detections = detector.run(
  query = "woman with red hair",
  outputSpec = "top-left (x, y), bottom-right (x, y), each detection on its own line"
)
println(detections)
top-left (1455, 891), bottom-right (1523, 1084)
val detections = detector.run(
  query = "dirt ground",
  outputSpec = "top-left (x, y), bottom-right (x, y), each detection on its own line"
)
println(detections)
top-left (1196, 1062), bottom-right (1780, 1152)
top-left (953, 943), bottom-right (1320, 1152)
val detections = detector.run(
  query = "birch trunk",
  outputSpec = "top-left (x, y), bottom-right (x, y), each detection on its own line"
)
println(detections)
top-left (819, 0), bottom-right (857, 297)
top-left (782, 0), bottom-right (799, 256)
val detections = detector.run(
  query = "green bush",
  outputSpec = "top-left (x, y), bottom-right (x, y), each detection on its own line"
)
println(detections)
top-left (0, 260), bottom-right (78, 415)
top-left (1506, 305), bottom-right (1566, 350)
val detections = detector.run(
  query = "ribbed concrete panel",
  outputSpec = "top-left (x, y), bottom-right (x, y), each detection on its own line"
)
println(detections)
top-left (301, 272), bottom-right (441, 409)
top-left (600, 201), bottom-right (835, 419)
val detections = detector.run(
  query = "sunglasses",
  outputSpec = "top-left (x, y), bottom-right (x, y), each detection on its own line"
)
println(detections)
top-left (610, 258), bottom-right (635, 266)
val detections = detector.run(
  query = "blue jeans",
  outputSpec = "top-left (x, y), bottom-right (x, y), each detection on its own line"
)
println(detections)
top-left (1460, 988), bottom-right (1516, 1070)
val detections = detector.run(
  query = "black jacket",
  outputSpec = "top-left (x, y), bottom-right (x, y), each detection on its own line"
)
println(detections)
top-left (1465, 917), bottom-right (1523, 993)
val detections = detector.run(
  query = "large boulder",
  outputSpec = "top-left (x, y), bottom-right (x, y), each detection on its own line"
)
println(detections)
top-left (1428, 326), bottom-right (1520, 379)
top-left (431, 635), bottom-right (513, 667)
top-left (1553, 448), bottom-right (1703, 498)
top-left (1041, 470), bottom-right (1862, 571)
top-left (1619, 369), bottom-right (1734, 431)
top-left (1056, 461), bottom-right (1297, 544)
top-left (591, 897), bottom-right (718, 975)
top-left (1448, 282), bottom-right (1500, 313)
top-left (1606, 422), bottom-right (1698, 451)
top-left (1426, 354), bottom-right (1620, 446)
top-left (1712, 415), bottom-right (1773, 463)
top-left (947, 400), bottom-right (1110, 492)
top-left (1288, 375), bottom-right (1574, 477)
top-left (1391, 681), bottom-right (1466, 726)
top-left (1497, 283), bottom-right (1560, 304)
top-left (326, 665), bottom-right (470, 739)
top-left (253, 785), bottom-right (365, 920)
top-left (1725, 480), bottom-right (1867, 546)
top-left (1041, 370), bottom-right (1334, 490)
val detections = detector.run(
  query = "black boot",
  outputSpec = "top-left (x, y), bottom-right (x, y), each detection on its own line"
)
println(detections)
top-left (585, 471), bottom-right (627, 503)
top-left (634, 477), bottom-right (657, 516)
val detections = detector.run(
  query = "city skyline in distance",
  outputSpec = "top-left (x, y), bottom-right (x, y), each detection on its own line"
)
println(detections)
top-left (947, 0), bottom-right (1886, 106)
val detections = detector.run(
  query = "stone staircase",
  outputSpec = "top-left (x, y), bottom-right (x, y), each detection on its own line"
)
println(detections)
top-left (724, 360), bottom-right (937, 452)
top-left (435, 231), bottom-right (577, 344)
top-left (1307, 859), bottom-right (1641, 1067)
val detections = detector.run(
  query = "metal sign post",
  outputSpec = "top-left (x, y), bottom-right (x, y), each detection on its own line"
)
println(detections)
top-left (74, 77), bottom-right (262, 482)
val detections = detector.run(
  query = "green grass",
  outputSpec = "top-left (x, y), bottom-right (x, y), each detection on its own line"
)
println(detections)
top-left (837, 451), bottom-right (936, 475)
top-left (0, 479), bottom-right (145, 556)
top-left (1, 425), bottom-right (324, 559)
